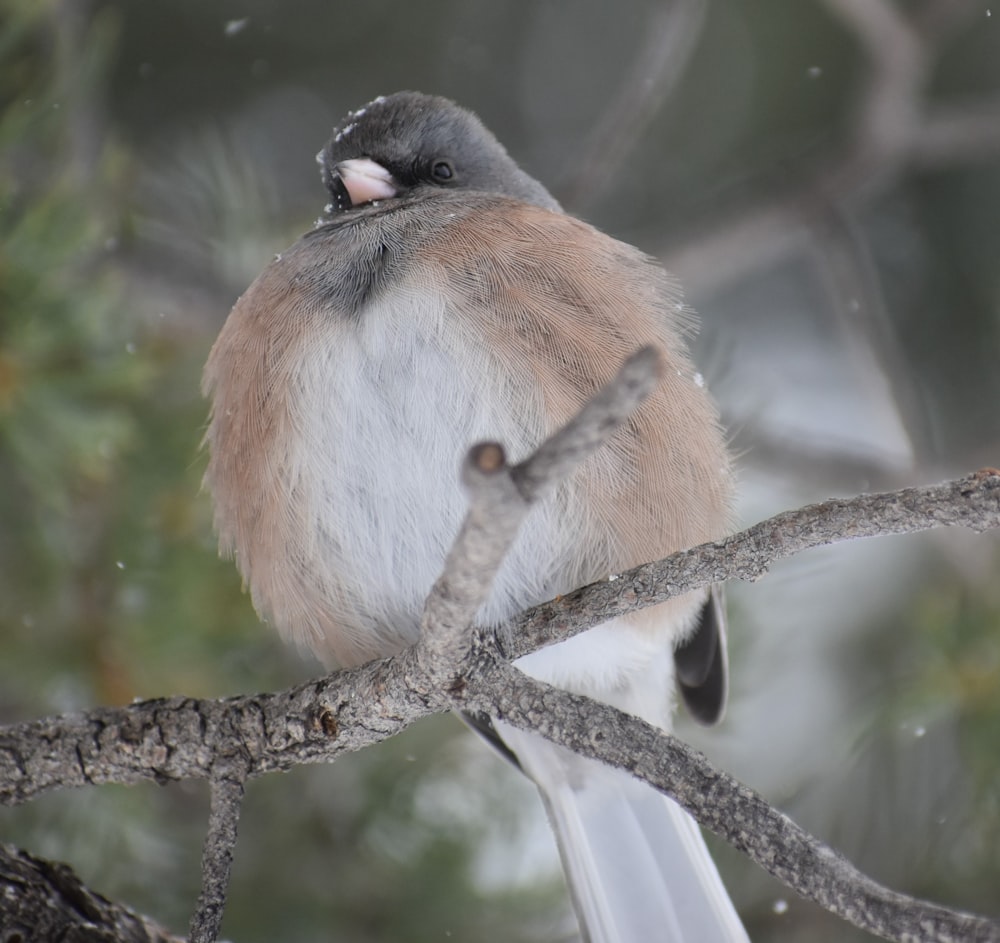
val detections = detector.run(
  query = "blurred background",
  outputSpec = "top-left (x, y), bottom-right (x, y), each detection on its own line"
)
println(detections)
top-left (2, 0), bottom-right (999, 940)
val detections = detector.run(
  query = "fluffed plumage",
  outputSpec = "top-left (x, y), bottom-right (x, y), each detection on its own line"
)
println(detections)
top-left (203, 91), bottom-right (747, 942)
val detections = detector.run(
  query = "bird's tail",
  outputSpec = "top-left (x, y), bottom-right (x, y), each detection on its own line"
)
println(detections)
top-left (498, 724), bottom-right (749, 943)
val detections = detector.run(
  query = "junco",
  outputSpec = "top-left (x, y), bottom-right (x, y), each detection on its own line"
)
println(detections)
top-left (203, 91), bottom-right (746, 943)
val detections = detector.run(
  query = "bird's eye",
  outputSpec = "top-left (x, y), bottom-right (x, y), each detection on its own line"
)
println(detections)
top-left (431, 160), bottom-right (454, 182)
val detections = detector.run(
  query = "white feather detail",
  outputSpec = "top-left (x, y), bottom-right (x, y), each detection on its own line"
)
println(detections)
top-left (283, 282), bottom-right (593, 661)
top-left (499, 718), bottom-right (750, 943)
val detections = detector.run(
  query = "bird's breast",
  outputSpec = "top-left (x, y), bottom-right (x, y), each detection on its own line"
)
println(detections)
top-left (204, 201), bottom-right (733, 670)
top-left (206, 255), bottom-right (599, 667)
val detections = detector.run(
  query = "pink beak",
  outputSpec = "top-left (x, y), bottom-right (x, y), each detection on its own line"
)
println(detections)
top-left (335, 158), bottom-right (400, 206)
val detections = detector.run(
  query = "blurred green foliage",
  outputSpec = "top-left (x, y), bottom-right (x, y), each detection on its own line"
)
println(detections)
top-left (0, 0), bottom-right (258, 714)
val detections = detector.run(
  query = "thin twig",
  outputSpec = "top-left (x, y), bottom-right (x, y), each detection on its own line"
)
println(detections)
top-left (416, 442), bottom-right (526, 676)
top-left (558, 0), bottom-right (708, 211)
top-left (503, 469), bottom-right (1000, 660)
top-left (915, 96), bottom-right (1000, 168)
top-left (663, 0), bottom-right (1000, 298)
top-left (483, 666), bottom-right (1000, 943)
top-left (807, 211), bottom-right (926, 463)
top-left (415, 347), bottom-right (662, 679)
top-left (189, 769), bottom-right (246, 943)
top-left (511, 345), bottom-right (662, 500)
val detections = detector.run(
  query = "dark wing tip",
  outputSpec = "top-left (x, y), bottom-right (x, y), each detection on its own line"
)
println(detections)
top-left (674, 586), bottom-right (729, 726)
top-left (460, 711), bottom-right (523, 770)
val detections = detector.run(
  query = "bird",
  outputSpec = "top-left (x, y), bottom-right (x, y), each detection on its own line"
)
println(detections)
top-left (203, 91), bottom-right (747, 943)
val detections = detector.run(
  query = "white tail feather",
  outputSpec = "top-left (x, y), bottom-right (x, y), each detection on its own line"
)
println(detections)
top-left (499, 724), bottom-right (749, 943)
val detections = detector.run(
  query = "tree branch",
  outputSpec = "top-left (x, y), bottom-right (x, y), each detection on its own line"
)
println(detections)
top-left (557, 0), bottom-right (709, 212)
top-left (3, 471), bottom-right (996, 812)
top-left (480, 666), bottom-right (1000, 943)
top-left (0, 842), bottom-right (183, 942)
top-left (663, 1), bottom-right (1000, 298)
top-left (189, 768), bottom-right (246, 943)
top-left (3, 472), bottom-right (998, 939)
top-left (2, 338), bottom-right (998, 941)
top-left (415, 347), bottom-right (663, 680)
top-left (503, 468), bottom-right (1000, 661)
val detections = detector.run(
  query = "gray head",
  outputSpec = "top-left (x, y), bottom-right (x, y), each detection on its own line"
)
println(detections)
top-left (318, 92), bottom-right (560, 214)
